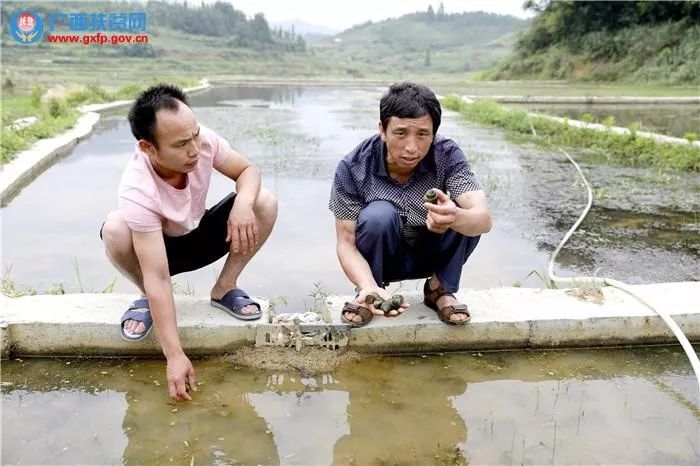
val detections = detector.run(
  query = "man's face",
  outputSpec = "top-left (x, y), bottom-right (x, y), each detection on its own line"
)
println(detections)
top-left (141, 101), bottom-right (201, 174)
top-left (379, 114), bottom-right (434, 172)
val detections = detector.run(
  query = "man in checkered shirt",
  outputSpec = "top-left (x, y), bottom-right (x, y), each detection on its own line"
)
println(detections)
top-left (329, 82), bottom-right (492, 326)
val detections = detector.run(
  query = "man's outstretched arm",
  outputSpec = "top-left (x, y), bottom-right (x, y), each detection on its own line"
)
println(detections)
top-left (335, 219), bottom-right (399, 310)
top-left (132, 230), bottom-right (196, 401)
top-left (425, 189), bottom-right (492, 236)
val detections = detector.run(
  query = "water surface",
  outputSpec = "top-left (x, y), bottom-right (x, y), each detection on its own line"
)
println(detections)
top-left (2, 346), bottom-right (698, 465)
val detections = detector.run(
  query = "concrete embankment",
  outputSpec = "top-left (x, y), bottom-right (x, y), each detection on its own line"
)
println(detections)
top-left (463, 95), bottom-right (700, 105)
top-left (1, 282), bottom-right (697, 359)
top-left (458, 95), bottom-right (700, 148)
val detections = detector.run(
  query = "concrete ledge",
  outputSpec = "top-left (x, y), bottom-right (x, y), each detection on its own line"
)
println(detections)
top-left (0, 294), bottom-right (267, 358)
top-left (1, 282), bottom-right (697, 358)
top-left (79, 100), bottom-right (132, 113)
top-left (459, 95), bottom-right (700, 148)
top-left (329, 282), bottom-right (700, 353)
top-left (79, 80), bottom-right (211, 114)
top-left (529, 313), bottom-right (700, 348)
top-left (326, 293), bottom-right (531, 353)
top-left (535, 113), bottom-right (700, 148)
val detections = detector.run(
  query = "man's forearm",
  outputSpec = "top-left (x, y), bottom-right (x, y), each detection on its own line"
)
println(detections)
top-left (143, 277), bottom-right (183, 358)
top-left (337, 242), bottom-right (378, 290)
top-left (234, 165), bottom-right (261, 208)
top-left (451, 206), bottom-right (492, 236)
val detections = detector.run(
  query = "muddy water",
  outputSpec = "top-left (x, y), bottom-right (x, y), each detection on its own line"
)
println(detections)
top-left (2, 347), bottom-right (698, 465)
top-left (1, 86), bottom-right (698, 309)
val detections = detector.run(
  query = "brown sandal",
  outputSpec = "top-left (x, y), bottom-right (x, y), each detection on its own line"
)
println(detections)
top-left (423, 279), bottom-right (471, 325)
top-left (341, 302), bottom-right (374, 327)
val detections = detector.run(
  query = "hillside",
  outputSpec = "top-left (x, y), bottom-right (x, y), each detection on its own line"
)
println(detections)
top-left (1, 0), bottom-right (326, 89)
top-left (314, 9), bottom-right (527, 76)
top-left (2, 1), bottom-right (527, 88)
top-left (1, 0), bottom-right (305, 51)
top-left (487, 0), bottom-right (700, 84)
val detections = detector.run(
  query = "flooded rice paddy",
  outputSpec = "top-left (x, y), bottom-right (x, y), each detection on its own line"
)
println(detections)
top-left (1, 85), bottom-right (698, 307)
top-left (2, 346), bottom-right (698, 465)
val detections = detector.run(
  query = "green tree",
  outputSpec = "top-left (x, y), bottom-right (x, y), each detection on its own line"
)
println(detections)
top-left (251, 13), bottom-right (272, 43)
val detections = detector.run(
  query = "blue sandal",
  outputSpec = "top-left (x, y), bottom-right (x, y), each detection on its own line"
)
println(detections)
top-left (211, 288), bottom-right (262, 321)
top-left (120, 298), bottom-right (153, 341)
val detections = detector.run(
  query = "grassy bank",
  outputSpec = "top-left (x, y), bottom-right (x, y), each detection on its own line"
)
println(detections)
top-left (487, 2), bottom-right (700, 85)
top-left (1, 77), bottom-right (200, 164)
top-left (442, 96), bottom-right (700, 171)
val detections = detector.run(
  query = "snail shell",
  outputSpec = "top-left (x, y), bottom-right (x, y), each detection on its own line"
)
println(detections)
top-left (423, 189), bottom-right (438, 204)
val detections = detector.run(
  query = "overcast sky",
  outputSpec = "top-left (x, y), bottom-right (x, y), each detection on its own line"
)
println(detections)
top-left (202, 0), bottom-right (534, 31)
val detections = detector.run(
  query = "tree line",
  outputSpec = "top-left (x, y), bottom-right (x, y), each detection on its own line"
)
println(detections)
top-left (519, 0), bottom-right (699, 54)
top-left (488, 0), bottom-right (699, 84)
top-left (146, 1), bottom-right (305, 51)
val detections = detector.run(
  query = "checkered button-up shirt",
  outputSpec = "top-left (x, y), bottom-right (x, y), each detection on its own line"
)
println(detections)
top-left (329, 134), bottom-right (482, 241)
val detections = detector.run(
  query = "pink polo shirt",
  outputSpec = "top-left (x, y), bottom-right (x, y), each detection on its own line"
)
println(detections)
top-left (118, 125), bottom-right (230, 236)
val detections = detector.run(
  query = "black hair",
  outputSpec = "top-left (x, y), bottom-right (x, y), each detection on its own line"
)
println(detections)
top-left (127, 84), bottom-right (189, 145)
top-left (379, 82), bottom-right (441, 135)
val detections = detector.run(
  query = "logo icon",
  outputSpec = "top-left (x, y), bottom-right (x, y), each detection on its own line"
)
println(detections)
top-left (9, 11), bottom-right (44, 45)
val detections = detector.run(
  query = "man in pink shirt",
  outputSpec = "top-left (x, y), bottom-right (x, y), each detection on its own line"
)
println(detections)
top-left (100, 84), bottom-right (277, 401)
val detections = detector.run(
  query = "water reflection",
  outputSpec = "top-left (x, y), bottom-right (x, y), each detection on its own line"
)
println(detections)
top-left (2, 389), bottom-right (128, 465)
top-left (330, 357), bottom-right (469, 465)
top-left (189, 85), bottom-right (306, 108)
top-left (2, 347), bottom-right (697, 465)
top-left (454, 379), bottom-right (698, 464)
top-left (249, 382), bottom-right (349, 465)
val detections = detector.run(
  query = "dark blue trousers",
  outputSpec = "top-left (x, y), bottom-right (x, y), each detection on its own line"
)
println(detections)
top-left (355, 200), bottom-right (480, 293)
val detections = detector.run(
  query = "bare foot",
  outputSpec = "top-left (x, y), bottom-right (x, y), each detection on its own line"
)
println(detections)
top-left (124, 313), bottom-right (148, 335)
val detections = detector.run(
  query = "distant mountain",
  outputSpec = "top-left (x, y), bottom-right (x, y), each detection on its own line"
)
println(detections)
top-left (319, 10), bottom-right (528, 75)
top-left (272, 19), bottom-right (339, 37)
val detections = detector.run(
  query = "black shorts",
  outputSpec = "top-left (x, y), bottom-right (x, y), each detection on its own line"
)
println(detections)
top-left (163, 192), bottom-right (236, 276)
top-left (101, 192), bottom-right (236, 276)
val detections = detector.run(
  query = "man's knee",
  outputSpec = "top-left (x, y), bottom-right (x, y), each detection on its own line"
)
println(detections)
top-left (438, 230), bottom-right (481, 264)
top-left (101, 211), bottom-right (133, 255)
top-left (357, 200), bottom-right (402, 237)
top-left (254, 188), bottom-right (278, 224)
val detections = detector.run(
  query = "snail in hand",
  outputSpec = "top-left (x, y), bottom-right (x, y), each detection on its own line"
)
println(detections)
top-left (364, 293), bottom-right (405, 314)
top-left (423, 189), bottom-right (438, 204)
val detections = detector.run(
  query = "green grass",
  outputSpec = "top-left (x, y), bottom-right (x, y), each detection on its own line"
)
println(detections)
top-left (1, 263), bottom-right (117, 297)
top-left (1, 271), bottom-right (67, 297)
top-left (442, 95), bottom-right (700, 172)
top-left (488, 17), bottom-right (700, 85)
top-left (1, 93), bottom-right (80, 164)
